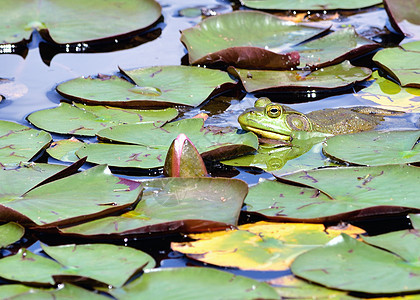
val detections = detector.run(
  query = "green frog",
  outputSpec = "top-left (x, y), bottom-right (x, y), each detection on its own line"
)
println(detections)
top-left (238, 97), bottom-right (404, 141)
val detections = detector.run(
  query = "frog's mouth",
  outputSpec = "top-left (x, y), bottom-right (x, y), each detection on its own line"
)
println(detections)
top-left (241, 125), bottom-right (292, 141)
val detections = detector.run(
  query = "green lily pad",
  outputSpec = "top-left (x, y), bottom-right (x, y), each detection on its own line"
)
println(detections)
top-left (358, 71), bottom-right (420, 113)
top-left (291, 233), bottom-right (420, 294)
top-left (229, 60), bottom-right (372, 93)
top-left (410, 214), bottom-right (420, 229)
top-left (373, 41), bottom-right (420, 88)
top-left (0, 120), bottom-right (52, 165)
top-left (323, 130), bottom-right (420, 166)
top-left (384, 0), bottom-right (420, 38)
top-left (245, 165), bottom-right (420, 222)
top-left (56, 66), bottom-right (236, 108)
top-left (0, 164), bottom-right (143, 227)
top-left (109, 267), bottom-right (279, 300)
top-left (47, 138), bottom-right (84, 162)
top-left (60, 177), bottom-right (248, 238)
top-left (240, 0), bottom-right (382, 10)
top-left (0, 243), bottom-right (154, 287)
top-left (27, 101), bottom-right (178, 136)
top-left (0, 0), bottom-right (161, 44)
top-left (180, 10), bottom-right (327, 69)
top-left (0, 222), bottom-right (24, 248)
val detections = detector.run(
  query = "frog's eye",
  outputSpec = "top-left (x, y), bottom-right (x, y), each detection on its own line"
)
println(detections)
top-left (255, 97), bottom-right (272, 108)
top-left (266, 104), bottom-right (283, 118)
top-left (286, 114), bottom-right (312, 131)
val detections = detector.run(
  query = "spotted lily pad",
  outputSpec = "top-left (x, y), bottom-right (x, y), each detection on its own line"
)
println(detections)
top-left (373, 41), bottom-right (420, 88)
top-left (240, 0), bottom-right (382, 10)
top-left (0, 0), bottom-right (161, 44)
top-left (0, 120), bottom-right (52, 166)
top-left (109, 267), bottom-right (279, 300)
top-left (27, 102), bottom-right (178, 136)
top-left (180, 10), bottom-right (327, 69)
top-left (171, 221), bottom-right (364, 271)
top-left (56, 66), bottom-right (236, 108)
top-left (245, 164), bottom-right (420, 222)
top-left (384, 0), bottom-right (420, 38)
top-left (291, 233), bottom-right (420, 294)
top-left (323, 130), bottom-right (420, 166)
top-left (0, 243), bottom-right (155, 287)
top-left (229, 61), bottom-right (372, 93)
top-left (59, 177), bottom-right (248, 238)
top-left (0, 222), bottom-right (24, 248)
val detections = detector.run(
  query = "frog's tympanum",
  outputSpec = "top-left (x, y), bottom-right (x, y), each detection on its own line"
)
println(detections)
top-left (238, 97), bottom-right (403, 141)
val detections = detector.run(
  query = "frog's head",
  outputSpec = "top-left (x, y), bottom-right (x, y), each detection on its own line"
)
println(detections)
top-left (238, 98), bottom-right (313, 141)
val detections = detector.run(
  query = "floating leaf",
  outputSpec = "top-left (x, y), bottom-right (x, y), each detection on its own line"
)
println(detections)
top-left (27, 101), bottom-right (178, 136)
top-left (240, 0), bottom-right (382, 10)
top-left (410, 214), bottom-right (420, 229)
top-left (373, 41), bottom-right (420, 88)
top-left (56, 66), bottom-right (236, 108)
top-left (323, 130), bottom-right (420, 166)
top-left (60, 177), bottom-right (247, 238)
top-left (109, 267), bottom-right (279, 300)
top-left (171, 221), bottom-right (364, 271)
top-left (46, 137), bottom-right (84, 162)
top-left (0, 0), bottom-right (162, 44)
top-left (291, 234), bottom-right (420, 294)
top-left (0, 120), bottom-right (52, 165)
top-left (229, 61), bottom-right (372, 93)
top-left (384, 0), bottom-right (420, 38)
top-left (180, 10), bottom-right (327, 69)
top-left (0, 222), bottom-right (24, 248)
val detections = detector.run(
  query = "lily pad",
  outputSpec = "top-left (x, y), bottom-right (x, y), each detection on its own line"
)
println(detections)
top-left (384, 0), bottom-right (420, 38)
top-left (291, 233), bottom-right (420, 294)
top-left (323, 130), bottom-right (420, 166)
top-left (47, 137), bottom-right (84, 162)
top-left (245, 164), bottom-right (420, 222)
top-left (171, 221), bottom-right (364, 271)
top-left (59, 177), bottom-right (248, 238)
top-left (240, 0), bottom-right (382, 10)
top-left (373, 41), bottom-right (420, 88)
top-left (0, 243), bottom-right (155, 287)
top-left (180, 10), bottom-right (327, 69)
top-left (0, 222), bottom-right (24, 248)
top-left (56, 66), bottom-right (236, 108)
top-left (229, 60), bottom-right (372, 93)
top-left (410, 214), bottom-right (420, 228)
top-left (0, 0), bottom-right (162, 44)
top-left (27, 101), bottom-right (178, 136)
top-left (109, 267), bottom-right (279, 300)
top-left (0, 120), bottom-right (52, 165)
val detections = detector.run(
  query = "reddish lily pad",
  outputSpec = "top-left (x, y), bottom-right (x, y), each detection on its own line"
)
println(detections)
top-left (384, 0), bottom-right (420, 38)
top-left (56, 66), bottom-right (236, 108)
top-left (241, 0), bottom-right (382, 10)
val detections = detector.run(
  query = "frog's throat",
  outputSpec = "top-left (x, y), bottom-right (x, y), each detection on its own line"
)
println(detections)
top-left (241, 125), bottom-right (291, 141)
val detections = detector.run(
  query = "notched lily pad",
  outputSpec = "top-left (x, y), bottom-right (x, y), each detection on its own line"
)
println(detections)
top-left (56, 66), bottom-right (236, 108)
top-left (0, 222), bottom-right (24, 248)
top-left (240, 0), bottom-right (382, 10)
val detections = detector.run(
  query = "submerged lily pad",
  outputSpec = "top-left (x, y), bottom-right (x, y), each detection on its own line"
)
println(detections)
top-left (245, 164), bottom-right (420, 222)
top-left (60, 177), bottom-right (248, 238)
top-left (323, 130), bottom-right (420, 166)
top-left (0, 0), bottom-right (162, 44)
top-left (0, 243), bottom-right (154, 287)
top-left (171, 221), bottom-right (364, 271)
top-left (180, 10), bottom-right (327, 69)
top-left (0, 120), bottom-right (52, 165)
top-left (27, 102), bottom-right (178, 136)
top-left (0, 78), bottom-right (28, 100)
top-left (56, 66), bottom-right (236, 108)
top-left (229, 61), bottom-right (372, 93)
top-left (373, 41), bottom-right (420, 88)
top-left (0, 222), bottom-right (24, 248)
top-left (109, 267), bottom-right (279, 300)
top-left (384, 0), bottom-right (420, 38)
top-left (240, 0), bottom-right (382, 10)
top-left (291, 233), bottom-right (420, 294)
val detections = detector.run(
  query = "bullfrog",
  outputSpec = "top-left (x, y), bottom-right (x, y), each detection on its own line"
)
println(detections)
top-left (238, 97), bottom-right (404, 141)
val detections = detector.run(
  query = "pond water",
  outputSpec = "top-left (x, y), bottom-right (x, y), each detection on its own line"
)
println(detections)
top-left (0, 0), bottom-right (419, 289)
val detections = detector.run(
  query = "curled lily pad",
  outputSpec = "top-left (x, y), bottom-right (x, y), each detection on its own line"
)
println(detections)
top-left (384, 0), bottom-right (420, 38)
top-left (373, 41), bottom-right (420, 88)
top-left (229, 60), bottom-right (372, 93)
top-left (0, 0), bottom-right (162, 44)
top-left (240, 0), bottom-right (382, 10)
top-left (0, 120), bottom-right (52, 165)
top-left (171, 221), bottom-right (364, 271)
top-left (291, 233), bottom-right (420, 294)
top-left (0, 222), bottom-right (24, 248)
top-left (59, 177), bottom-right (247, 238)
top-left (323, 130), bottom-right (420, 166)
top-left (27, 101), bottom-right (178, 136)
top-left (56, 66), bottom-right (236, 108)
top-left (180, 10), bottom-right (327, 69)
